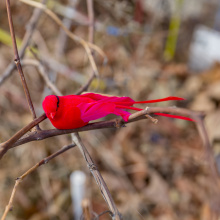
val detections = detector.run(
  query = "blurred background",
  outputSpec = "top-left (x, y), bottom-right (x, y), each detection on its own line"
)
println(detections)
top-left (1, 0), bottom-right (220, 219)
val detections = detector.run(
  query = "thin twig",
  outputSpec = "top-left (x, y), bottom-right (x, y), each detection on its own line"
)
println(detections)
top-left (0, 114), bottom-right (47, 159)
top-left (94, 210), bottom-right (113, 220)
top-left (0, 0), bottom-right (46, 85)
top-left (76, 0), bottom-right (97, 95)
top-left (195, 116), bottom-right (220, 192)
top-left (6, 0), bottom-right (38, 120)
top-left (35, 63), bottom-right (62, 96)
top-left (75, 68), bottom-right (97, 95)
top-left (24, 57), bottom-right (85, 84)
top-left (0, 144), bottom-right (76, 220)
top-left (71, 133), bottom-right (122, 220)
top-left (19, 0), bottom-right (105, 77)
top-left (22, 57), bottom-right (62, 96)
top-left (45, 0), bottom-right (77, 98)
top-left (87, 0), bottom-right (94, 44)
top-left (56, 0), bottom-right (78, 56)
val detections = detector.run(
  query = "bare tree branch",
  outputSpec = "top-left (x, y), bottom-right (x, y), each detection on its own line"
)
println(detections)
top-left (73, 6), bottom-right (121, 217)
top-left (0, 114), bottom-right (47, 159)
top-left (22, 58), bottom-right (62, 96)
top-left (6, 0), bottom-right (39, 121)
top-left (71, 133), bottom-right (122, 220)
top-left (19, 0), bottom-right (105, 77)
top-left (0, 0), bottom-right (46, 85)
top-left (76, 0), bottom-right (97, 95)
top-left (87, 0), bottom-right (94, 46)
top-left (0, 107), bottom-right (204, 159)
top-left (0, 143), bottom-right (76, 220)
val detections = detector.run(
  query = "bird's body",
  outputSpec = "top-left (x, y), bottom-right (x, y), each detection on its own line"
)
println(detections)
top-left (42, 93), bottom-right (192, 130)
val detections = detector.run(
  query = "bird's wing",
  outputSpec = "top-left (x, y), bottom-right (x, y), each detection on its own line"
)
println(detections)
top-left (77, 102), bottom-right (131, 122)
top-left (80, 93), bottom-right (134, 105)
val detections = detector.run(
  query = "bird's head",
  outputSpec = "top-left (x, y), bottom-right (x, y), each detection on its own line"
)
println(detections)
top-left (42, 95), bottom-right (60, 119)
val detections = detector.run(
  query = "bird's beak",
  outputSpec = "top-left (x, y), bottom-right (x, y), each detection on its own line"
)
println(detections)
top-left (49, 112), bottom-right (56, 119)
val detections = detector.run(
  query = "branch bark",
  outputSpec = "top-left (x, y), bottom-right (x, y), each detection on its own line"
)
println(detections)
top-left (0, 114), bottom-right (47, 159)
top-left (6, 0), bottom-right (38, 120)
top-left (72, 133), bottom-right (122, 220)
top-left (75, 0), bottom-right (97, 95)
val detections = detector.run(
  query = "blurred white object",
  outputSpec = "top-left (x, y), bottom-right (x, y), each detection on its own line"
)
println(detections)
top-left (70, 171), bottom-right (86, 220)
top-left (189, 25), bottom-right (220, 71)
top-left (142, 0), bottom-right (203, 20)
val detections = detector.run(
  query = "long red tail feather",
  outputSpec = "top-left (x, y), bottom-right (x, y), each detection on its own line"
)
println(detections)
top-left (114, 96), bottom-right (184, 105)
top-left (134, 96), bottom-right (185, 104)
top-left (154, 113), bottom-right (194, 121)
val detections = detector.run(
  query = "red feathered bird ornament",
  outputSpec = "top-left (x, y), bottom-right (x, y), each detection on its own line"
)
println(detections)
top-left (42, 93), bottom-right (192, 130)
